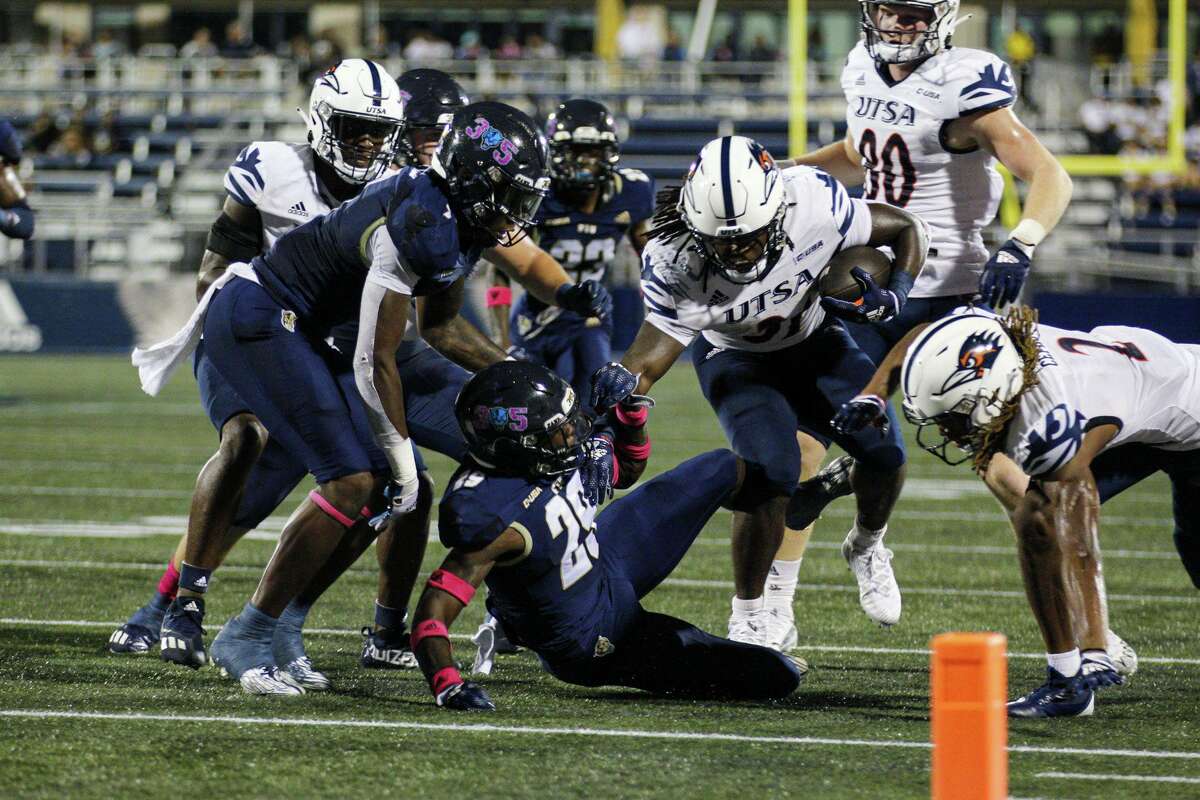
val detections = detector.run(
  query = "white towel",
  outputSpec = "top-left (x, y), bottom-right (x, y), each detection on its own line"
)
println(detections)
top-left (131, 262), bottom-right (260, 396)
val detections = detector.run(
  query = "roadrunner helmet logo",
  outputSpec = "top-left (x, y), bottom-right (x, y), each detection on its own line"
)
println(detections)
top-left (939, 331), bottom-right (1004, 395)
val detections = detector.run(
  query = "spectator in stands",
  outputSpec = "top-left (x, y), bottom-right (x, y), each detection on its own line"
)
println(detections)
top-left (0, 120), bottom-right (35, 241)
top-left (524, 33), bottom-right (558, 61)
top-left (712, 34), bottom-right (739, 63)
top-left (48, 120), bottom-right (92, 165)
top-left (180, 27), bottom-right (218, 60)
top-left (495, 35), bottom-right (523, 60)
top-left (1006, 25), bottom-right (1037, 113)
top-left (366, 26), bottom-right (399, 61)
top-left (747, 35), bottom-right (776, 62)
top-left (1079, 94), bottom-right (1122, 155)
top-left (310, 30), bottom-right (343, 70)
top-left (662, 29), bottom-right (685, 62)
top-left (403, 30), bottom-right (453, 62)
top-left (91, 110), bottom-right (119, 157)
top-left (92, 29), bottom-right (126, 60)
top-left (456, 30), bottom-right (485, 61)
top-left (25, 111), bottom-right (61, 154)
top-left (220, 20), bottom-right (258, 59)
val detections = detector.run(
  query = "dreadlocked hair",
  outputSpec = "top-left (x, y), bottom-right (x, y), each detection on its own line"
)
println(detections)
top-left (968, 304), bottom-right (1043, 474)
top-left (647, 184), bottom-right (688, 243)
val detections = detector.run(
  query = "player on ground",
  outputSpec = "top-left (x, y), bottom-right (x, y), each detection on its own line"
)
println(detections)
top-left (590, 135), bottom-right (930, 647)
top-left (778, 0), bottom-right (1074, 633)
top-left (834, 305), bottom-right (1197, 715)
top-left (0, 119), bottom-right (35, 240)
top-left (110, 59), bottom-right (404, 673)
top-left (409, 361), bottom-right (806, 710)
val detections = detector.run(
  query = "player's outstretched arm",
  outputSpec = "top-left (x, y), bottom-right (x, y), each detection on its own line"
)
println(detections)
top-left (778, 133), bottom-right (864, 187)
top-left (197, 196), bottom-right (262, 300)
top-left (418, 277), bottom-right (508, 371)
top-left (411, 531), bottom-right (524, 710)
top-left (822, 203), bottom-right (930, 325)
top-left (486, 236), bottom-right (612, 322)
top-left (830, 322), bottom-right (931, 435)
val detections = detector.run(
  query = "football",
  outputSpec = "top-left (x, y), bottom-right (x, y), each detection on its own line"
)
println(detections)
top-left (818, 246), bottom-right (894, 302)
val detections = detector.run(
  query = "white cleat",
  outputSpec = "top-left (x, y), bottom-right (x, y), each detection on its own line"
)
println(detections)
top-left (282, 656), bottom-right (331, 691)
top-left (1106, 630), bottom-right (1138, 676)
top-left (727, 608), bottom-right (769, 646)
top-left (842, 536), bottom-right (902, 627)
top-left (220, 665), bottom-right (306, 696)
top-left (786, 654), bottom-right (811, 685)
top-left (764, 608), bottom-right (798, 652)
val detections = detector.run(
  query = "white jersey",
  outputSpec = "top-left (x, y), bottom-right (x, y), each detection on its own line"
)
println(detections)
top-left (842, 43), bottom-right (1016, 298)
top-left (224, 141), bottom-right (337, 248)
top-left (641, 166), bottom-right (872, 353)
top-left (999, 319), bottom-right (1200, 477)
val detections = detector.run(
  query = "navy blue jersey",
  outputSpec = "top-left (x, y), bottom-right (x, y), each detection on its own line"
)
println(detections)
top-left (514, 168), bottom-right (654, 329)
top-left (440, 465), bottom-right (628, 662)
top-left (253, 167), bottom-right (482, 337)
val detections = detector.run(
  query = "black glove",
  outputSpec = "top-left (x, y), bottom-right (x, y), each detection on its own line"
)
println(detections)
top-left (979, 238), bottom-right (1033, 307)
top-left (556, 280), bottom-right (612, 321)
top-left (820, 268), bottom-right (904, 324)
top-left (579, 435), bottom-right (616, 505)
top-left (436, 680), bottom-right (496, 711)
top-left (831, 394), bottom-right (889, 436)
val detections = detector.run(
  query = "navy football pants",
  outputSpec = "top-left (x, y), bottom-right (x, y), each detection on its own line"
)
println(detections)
top-left (513, 313), bottom-right (612, 410)
top-left (542, 449), bottom-right (803, 699)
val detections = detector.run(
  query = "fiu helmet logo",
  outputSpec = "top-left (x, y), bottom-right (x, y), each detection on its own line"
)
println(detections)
top-left (465, 117), bottom-right (517, 166)
top-left (473, 405), bottom-right (529, 432)
top-left (939, 331), bottom-right (1004, 394)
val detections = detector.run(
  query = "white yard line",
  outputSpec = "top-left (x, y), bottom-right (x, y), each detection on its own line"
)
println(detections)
top-left (3, 616), bottom-right (1198, 665)
top-left (1037, 772), bottom-right (1200, 784)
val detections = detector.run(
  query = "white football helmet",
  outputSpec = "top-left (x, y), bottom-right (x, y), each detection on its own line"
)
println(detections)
top-left (304, 58), bottom-right (404, 184)
top-left (901, 312), bottom-right (1026, 464)
top-left (680, 135), bottom-right (787, 284)
top-left (860, 0), bottom-right (964, 64)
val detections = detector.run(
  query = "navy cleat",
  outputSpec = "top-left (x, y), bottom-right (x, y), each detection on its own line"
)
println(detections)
top-left (159, 596), bottom-right (208, 669)
top-left (211, 611), bottom-right (302, 696)
top-left (1007, 667), bottom-right (1094, 718)
top-left (1080, 651), bottom-right (1125, 691)
top-left (360, 626), bottom-right (418, 670)
top-left (786, 455), bottom-right (854, 530)
top-left (107, 597), bottom-right (169, 654)
top-left (437, 680), bottom-right (496, 711)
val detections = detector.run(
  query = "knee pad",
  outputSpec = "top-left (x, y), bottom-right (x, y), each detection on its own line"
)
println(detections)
top-left (855, 440), bottom-right (906, 473)
top-left (726, 461), bottom-right (792, 513)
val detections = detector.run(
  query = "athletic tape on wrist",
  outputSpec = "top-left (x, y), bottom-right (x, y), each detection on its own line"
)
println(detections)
top-left (428, 568), bottom-right (476, 606)
top-left (431, 665), bottom-right (463, 697)
top-left (308, 490), bottom-right (356, 528)
top-left (410, 618), bottom-right (450, 650)
top-left (485, 286), bottom-right (513, 308)
top-left (1011, 218), bottom-right (1046, 248)
top-left (614, 404), bottom-right (648, 427)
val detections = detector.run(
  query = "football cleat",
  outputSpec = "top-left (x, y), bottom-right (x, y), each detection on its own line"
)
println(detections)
top-left (786, 654), bottom-right (811, 686)
top-left (786, 456), bottom-right (854, 531)
top-left (222, 665), bottom-right (305, 696)
top-left (727, 607), bottom-right (769, 647)
top-left (1079, 651), bottom-right (1125, 691)
top-left (210, 613), bottom-right (281, 691)
top-left (471, 614), bottom-right (519, 675)
top-left (159, 597), bottom-right (208, 669)
top-left (107, 622), bottom-right (158, 655)
top-left (1007, 667), bottom-right (1094, 718)
top-left (436, 680), bottom-right (495, 711)
top-left (842, 535), bottom-right (902, 627)
top-left (281, 656), bottom-right (331, 692)
top-left (1106, 629), bottom-right (1138, 676)
top-left (764, 607), bottom-right (798, 652)
top-left (360, 627), bottom-right (418, 670)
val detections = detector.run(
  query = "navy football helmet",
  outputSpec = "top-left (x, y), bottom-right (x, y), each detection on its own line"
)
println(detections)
top-left (396, 69), bottom-right (469, 166)
top-left (545, 99), bottom-right (620, 193)
top-left (455, 361), bottom-right (591, 478)
top-left (432, 101), bottom-right (551, 246)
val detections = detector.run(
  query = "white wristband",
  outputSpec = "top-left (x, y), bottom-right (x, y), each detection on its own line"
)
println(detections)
top-left (1010, 219), bottom-right (1046, 248)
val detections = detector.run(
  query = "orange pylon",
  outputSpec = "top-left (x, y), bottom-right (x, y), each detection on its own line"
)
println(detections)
top-left (930, 632), bottom-right (1008, 800)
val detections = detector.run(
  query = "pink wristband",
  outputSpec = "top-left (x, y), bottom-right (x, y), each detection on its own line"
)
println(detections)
top-left (614, 405), bottom-right (648, 427)
top-left (410, 618), bottom-right (450, 650)
top-left (616, 438), bottom-right (652, 462)
top-left (431, 665), bottom-right (463, 696)
top-left (486, 286), bottom-right (513, 308)
top-left (428, 568), bottom-right (477, 606)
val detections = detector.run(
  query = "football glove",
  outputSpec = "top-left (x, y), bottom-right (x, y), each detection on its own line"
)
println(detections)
top-left (979, 238), bottom-right (1033, 307)
top-left (368, 476), bottom-right (421, 531)
top-left (504, 345), bottom-right (531, 361)
top-left (590, 362), bottom-right (638, 413)
top-left (820, 267), bottom-right (903, 324)
top-left (1079, 651), bottom-right (1125, 691)
top-left (831, 394), bottom-right (889, 436)
top-left (579, 435), bottom-right (616, 505)
top-left (0, 120), bottom-right (21, 164)
top-left (556, 280), bottom-right (612, 321)
top-left (436, 680), bottom-right (496, 711)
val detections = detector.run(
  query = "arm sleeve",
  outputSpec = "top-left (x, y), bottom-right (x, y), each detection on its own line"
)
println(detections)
top-left (957, 54), bottom-right (1017, 117)
top-left (0, 202), bottom-right (34, 240)
top-left (639, 255), bottom-right (698, 346)
top-left (365, 225), bottom-right (418, 296)
top-left (223, 144), bottom-right (267, 208)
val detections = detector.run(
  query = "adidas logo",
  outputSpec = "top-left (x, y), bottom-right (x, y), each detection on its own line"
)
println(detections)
top-left (997, 252), bottom-right (1019, 264)
top-left (706, 290), bottom-right (730, 306)
top-left (183, 600), bottom-right (201, 613)
top-left (855, 73), bottom-right (866, 86)
top-left (193, 575), bottom-right (208, 589)
top-left (288, 201), bottom-right (309, 217)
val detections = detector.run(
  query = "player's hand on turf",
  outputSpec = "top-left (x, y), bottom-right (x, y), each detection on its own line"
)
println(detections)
top-left (556, 280), bottom-right (612, 321)
top-left (369, 476), bottom-right (421, 530)
top-left (436, 680), bottom-right (496, 711)
top-left (820, 267), bottom-right (902, 323)
top-left (832, 394), bottom-right (889, 436)
top-left (590, 362), bottom-right (638, 413)
top-left (579, 435), bottom-right (616, 505)
top-left (979, 238), bottom-right (1033, 307)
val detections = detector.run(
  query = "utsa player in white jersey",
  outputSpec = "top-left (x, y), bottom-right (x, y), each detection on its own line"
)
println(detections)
top-left (109, 59), bottom-right (404, 673)
top-left (589, 135), bottom-right (931, 648)
top-left (834, 305), bottom-right (1200, 716)
top-left (776, 0), bottom-right (1073, 641)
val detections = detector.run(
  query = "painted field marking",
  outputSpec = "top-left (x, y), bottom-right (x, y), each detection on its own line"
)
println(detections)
top-left (1037, 771), bottom-right (1200, 784)
top-left (3, 617), bottom-right (1198, 666)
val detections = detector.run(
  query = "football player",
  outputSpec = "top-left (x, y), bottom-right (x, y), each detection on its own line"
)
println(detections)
top-left (409, 361), bottom-right (806, 710)
top-left (590, 135), bottom-right (930, 647)
top-left (394, 68), bottom-right (469, 168)
top-left (776, 0), bottom-right (1074, 638)
top-left (0, 118), bottom-right (35, 240)
top-left (133, 101), bottom-right (610, 694)
top-left (832, 305), bottom-right (1200, 716)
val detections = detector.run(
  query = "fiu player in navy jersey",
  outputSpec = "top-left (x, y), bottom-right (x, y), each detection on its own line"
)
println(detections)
top-left (0, 118), bottom-right (35, 240)
top-left (488, 99), bottom-right (654, 398)
top-left (409, 361), bottom-right (805, 710)
top-left (114, 60), bottom-right (404, 675)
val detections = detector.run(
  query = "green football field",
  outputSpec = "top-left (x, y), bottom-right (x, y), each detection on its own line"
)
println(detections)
top-left (1, 354), bottom-right (1197, 799)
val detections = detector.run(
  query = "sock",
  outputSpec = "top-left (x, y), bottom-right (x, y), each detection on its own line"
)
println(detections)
top-left (156, 562), bottom-right (180, 601)
top-left (849, 518), bottom-right (887, 551)
top-left (239, 602), bottom-right (279, 635)
top-left (374, 601), bottom-right (408, 634)
top-left (279, 598), bottom-right (312, 633)
top-left (731, 595), bottom-right (765, 616)
top-left (1047, 648), bottom-right (1082, 677)
top-left (178, 561), bottom-right (213, 595)
top-left (766, 558), bottom-right (802, 615)
top-left (275, 599), bottom-right (312, 664)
